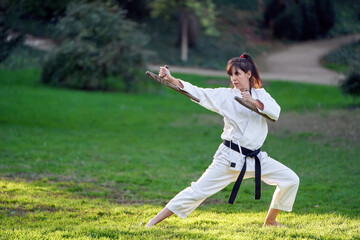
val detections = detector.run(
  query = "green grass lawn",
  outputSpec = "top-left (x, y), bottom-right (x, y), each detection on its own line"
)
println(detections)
top-left (0, 69), bottom-right (359, 239)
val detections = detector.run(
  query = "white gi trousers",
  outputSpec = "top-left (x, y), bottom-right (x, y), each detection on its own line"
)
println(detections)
top-left (166, 143), bottom-right (300, 219)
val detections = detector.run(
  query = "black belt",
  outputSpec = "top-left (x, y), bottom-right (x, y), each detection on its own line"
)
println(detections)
top-left (223, 140), bottom-right (261, 204)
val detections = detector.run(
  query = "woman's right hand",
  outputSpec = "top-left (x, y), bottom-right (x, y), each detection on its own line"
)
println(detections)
top-left (159, 66), bottom-right (172, 81)
top-left (158, 66), bottom-right (184, 89)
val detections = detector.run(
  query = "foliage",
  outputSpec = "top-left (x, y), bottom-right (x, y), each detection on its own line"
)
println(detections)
top-left (272, 2), bottom-right (304, 40)
top-left (5, 0), bottom-right (71, 20)
top-left (2, 0), bottom-right (123, 37)
top-left (0, 45), bottom-right (44, 69)
top-left (144, 10), bottom-right (266, 70)
top-left (322, 40), bottom-right (360, 73)
top-left (0, 15), bottom-right (23, 63)
top-left (213, 0), bottom-right (259, 11)
top-left (118, 0), bottom-right (151, 19)
top-left (264, 0), bottom-right (335, 40)
top-left (340, 67), bottom-right (360, 100)
top-left (41, 3), bottom-right (149, 92)
top-left (330, 0), bottom-right (360, 35)
top-left (150, 0), bottom-right (218, 36)
top-left (2, 0), bottom-right (71, 37)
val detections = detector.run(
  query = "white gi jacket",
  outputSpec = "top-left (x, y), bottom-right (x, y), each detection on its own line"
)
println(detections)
top-left (179, 79), bottom-right (281, 170)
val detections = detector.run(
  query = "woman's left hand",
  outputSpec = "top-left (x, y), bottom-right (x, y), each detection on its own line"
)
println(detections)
top-left (241, 90), bottom-right (256, 104)
top-left (241, 90), bottom-right (264, 110)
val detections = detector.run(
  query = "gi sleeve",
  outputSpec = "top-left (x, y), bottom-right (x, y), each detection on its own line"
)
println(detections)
top-left (178, 79), bottom-right (225, 114)
top-left (256, 88), bottom-right (281, 121)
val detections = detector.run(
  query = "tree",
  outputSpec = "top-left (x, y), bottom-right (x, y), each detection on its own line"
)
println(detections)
top-left (150, 0), bottom-right (218, 62)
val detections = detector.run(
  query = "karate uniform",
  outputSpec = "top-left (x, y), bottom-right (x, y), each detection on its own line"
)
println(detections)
top-left (166, 80), bottom-right (300, 219)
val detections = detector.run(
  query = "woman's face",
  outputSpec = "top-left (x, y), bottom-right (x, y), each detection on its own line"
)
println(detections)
top-left (229, 67), bottom-right (251, 89)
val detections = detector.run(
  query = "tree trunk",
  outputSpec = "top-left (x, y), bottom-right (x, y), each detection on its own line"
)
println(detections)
top-left (257, 0), bottom-right (264, 12)
top-left (180, 10), bottom-right (188, 62)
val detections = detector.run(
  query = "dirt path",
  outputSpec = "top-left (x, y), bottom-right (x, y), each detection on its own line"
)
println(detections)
top-left (258, 34), bottom-right (360, 85)
top-left (148, 34), bottom-right (360, 85)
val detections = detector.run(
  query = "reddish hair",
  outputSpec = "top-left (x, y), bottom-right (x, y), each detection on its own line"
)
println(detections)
top-left (226, 53), bottom-right (262, 89)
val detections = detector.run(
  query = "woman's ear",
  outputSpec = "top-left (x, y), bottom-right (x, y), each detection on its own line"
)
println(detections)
top-left (246, 70), bottom-right (252, 79)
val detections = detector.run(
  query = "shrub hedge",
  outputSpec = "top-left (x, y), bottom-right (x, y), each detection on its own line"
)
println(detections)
top-left (341, 67), bottom-right (360, 101)
top-left (41, 3), bottom-right (149, 92)
top-left (264, 0), bottom-right (335, 40)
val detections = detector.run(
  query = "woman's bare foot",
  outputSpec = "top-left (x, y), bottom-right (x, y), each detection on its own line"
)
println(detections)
top-left (145, 207), bottom-right (174, 228)
top-left (263, 220), bottom-right (286, 227)
top-left (145, 220), bottom-right (156, 228)
top-left (263, 208), bottom-right (287, 227)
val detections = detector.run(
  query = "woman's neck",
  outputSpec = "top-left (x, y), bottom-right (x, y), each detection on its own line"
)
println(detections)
top-left (238, 83), bottom-right (250, 92)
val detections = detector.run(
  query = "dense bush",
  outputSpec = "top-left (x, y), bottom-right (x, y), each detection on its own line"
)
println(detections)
top-left (5, 0), bottom-right (71, 20)
top-left (41, 3), bottom-right (149, 92)
top-left (330, 0), bottom-right (360, 35)
top-left (264, 0), bottom-right (335, 40)
top-left (340, 67), bottom-right (360, 100)
top-left (322, 40), bottom-right (360, 73)
top-left (324, 40), bottom-right (360, 65)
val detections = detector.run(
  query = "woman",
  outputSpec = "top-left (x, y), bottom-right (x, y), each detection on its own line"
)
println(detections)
top-left (146, 53), bottom-right (299, 227)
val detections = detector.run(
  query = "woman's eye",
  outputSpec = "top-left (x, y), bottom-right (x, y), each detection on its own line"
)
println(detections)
top-left (235, 72), bottom-right (239, 76)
